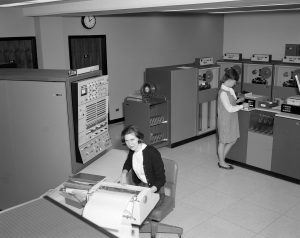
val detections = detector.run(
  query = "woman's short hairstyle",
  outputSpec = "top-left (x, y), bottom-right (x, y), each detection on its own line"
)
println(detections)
top-left (220, 67), bottom-right (239, 84)
top-left (121, 125), bottom-right (144, 144)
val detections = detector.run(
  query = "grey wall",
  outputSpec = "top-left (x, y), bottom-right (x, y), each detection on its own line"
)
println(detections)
top-left (0, 8), bottom-right (34, 37)
top-left (223, 11), bottom-right (300, 60)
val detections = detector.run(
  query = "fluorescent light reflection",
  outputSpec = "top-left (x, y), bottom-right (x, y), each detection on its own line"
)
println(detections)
top-left (0, 0), bottom-right (63, 7)
top-left (210, 7), bottom-right (300, 14)
top-left (162, 3), bottom-right (300, 12)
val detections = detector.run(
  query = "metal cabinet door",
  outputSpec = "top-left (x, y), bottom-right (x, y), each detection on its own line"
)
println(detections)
top-left (170, 68), bottom-right (198, 143)
top-left (271, 116), bottom-right (300, 180)
top-left (0, 80), bottom-right (72, 209)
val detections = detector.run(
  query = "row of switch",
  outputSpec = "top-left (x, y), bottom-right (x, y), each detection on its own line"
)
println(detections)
top-left (80, 132), bottom-right (111, 163)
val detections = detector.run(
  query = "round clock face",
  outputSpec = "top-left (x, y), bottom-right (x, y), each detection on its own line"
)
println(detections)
top-left (81, 16), bottom-right (96, 29)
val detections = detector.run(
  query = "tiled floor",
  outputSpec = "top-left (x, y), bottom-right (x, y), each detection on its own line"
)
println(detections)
top-left (109, 122), bottom-right (300, 238)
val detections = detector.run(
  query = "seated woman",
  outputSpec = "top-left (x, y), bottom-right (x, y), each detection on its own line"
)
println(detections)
top-left (120, 125), bottom-right (166, 205)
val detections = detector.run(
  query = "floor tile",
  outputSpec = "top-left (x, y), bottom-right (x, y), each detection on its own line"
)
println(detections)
top-left (242, 189), bottom-right (300, 214)
top-left (267, 179), bottom-right (300, 198)
top-left (181, 186), bottom-right (240, 214)
top-left (161, 201), bottom-right (213, 232)
top-left (218, 200), bottom-right (280, 233)
top-left (207, 172), bottom-right (262, 199)
top-left (232, 167), bottom-right (275, 189)
top-left (284, 201), bottom-right (300, 222)
top-left (140, 233), bottom-right (180, 238)
top-left (183, 164), bottom-right (229, 186)
top-left (260, 216), bottom-right (300, 238)
top-left (175, 179), bottom-right (206, 201)
top-left (185, 216), bottom-right (255, 238)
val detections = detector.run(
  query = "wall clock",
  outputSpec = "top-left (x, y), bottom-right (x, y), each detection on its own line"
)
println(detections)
top-left (81, 16), bottom-right (96, 29)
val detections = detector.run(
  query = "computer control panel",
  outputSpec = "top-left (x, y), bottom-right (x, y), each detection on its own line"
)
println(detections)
top-left (72, 75), bottom-right (111, 164)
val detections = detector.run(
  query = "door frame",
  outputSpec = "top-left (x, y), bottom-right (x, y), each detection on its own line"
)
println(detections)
top-left (68, 35), bottom-right (107, 75)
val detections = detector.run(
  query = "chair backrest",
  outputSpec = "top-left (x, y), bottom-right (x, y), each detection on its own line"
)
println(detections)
top-left (162, 157), bottom-right (178, 208)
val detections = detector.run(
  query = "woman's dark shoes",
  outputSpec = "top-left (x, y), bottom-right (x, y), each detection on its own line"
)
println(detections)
top-left (218, 162), bottom-right (234, 170)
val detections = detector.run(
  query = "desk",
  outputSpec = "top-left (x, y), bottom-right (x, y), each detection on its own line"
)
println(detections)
top-left (1, 149), bottom-right (147, 238)
top-left (0, 196), bottom-right (117, 238)
top-left (81, 148), bottom-right (128, 182)
top-left (47, 148), bottom-right (128, 214)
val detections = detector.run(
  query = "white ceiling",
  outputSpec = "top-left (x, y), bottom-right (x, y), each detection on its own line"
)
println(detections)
top-left (2, 0), bottom-right (300, 16)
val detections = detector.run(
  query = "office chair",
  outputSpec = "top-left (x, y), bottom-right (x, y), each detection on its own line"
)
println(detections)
top-left (139, 157), bottom-right (183, 238)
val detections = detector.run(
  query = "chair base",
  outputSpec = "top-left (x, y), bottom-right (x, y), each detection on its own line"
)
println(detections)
top-left (140, 220), bottom-right (183, 238)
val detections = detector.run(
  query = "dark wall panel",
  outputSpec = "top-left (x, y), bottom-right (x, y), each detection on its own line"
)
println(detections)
top-left (0, 37), bottom-right (38, 68)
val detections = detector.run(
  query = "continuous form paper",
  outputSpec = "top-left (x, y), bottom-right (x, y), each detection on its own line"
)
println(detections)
top-left (82, 189), bottom-right (134, 237)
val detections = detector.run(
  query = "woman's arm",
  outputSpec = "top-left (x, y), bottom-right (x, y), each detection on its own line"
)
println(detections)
top-left (236, 97), bottom-right (245, 104)
top-left (121, 152), bottom-right (133, 184)
top-left (151, 150), bottom-right (166, 192)
top-left (220, 91), bottom-right (243, 113)
top-left (120, 169), bottom-right (128, 184)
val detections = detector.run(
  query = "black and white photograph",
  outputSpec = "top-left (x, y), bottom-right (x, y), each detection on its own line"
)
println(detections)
top-left (1, 1), bottom-right (300, 238)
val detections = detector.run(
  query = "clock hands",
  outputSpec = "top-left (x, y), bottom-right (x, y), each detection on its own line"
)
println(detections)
top-left (82, 16), bottom-right (96, 29)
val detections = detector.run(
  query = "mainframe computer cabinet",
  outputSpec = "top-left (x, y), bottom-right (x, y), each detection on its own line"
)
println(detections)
top-left (124, 97), bottom-right (169, 148)
top-left (0, 68), bottom-right (111, 210)
top-left (145, 66), bottom-right (198, 146)
top-left (271, 116), bottom-right (300, 180)
top-left (243, 61), bottom-right (273, 99)
top-left (272, 62), bottom-right (300, 99)
top-left (196, 64), bottom-right (220, 136)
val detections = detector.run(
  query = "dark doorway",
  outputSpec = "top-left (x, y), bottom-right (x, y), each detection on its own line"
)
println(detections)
top-left (0, 37), bottom-right (38, 68)
top-left (68, 35), bottom-right (107, 75)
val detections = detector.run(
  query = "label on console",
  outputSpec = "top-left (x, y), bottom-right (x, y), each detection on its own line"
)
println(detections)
top-left (251, 54), bottom-right (272, 62)
top-left (282, 56), bottom-right (300, 64)
top-left (199, 57), bottom-right (214, 66)
top-left (223, 53), bottom-right (242, 61)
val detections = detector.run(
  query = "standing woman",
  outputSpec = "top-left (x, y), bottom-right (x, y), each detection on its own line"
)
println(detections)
top-left (120, 125), bottom-right (166, 204)
top-left (217, 68), bottom-right (248, 169)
